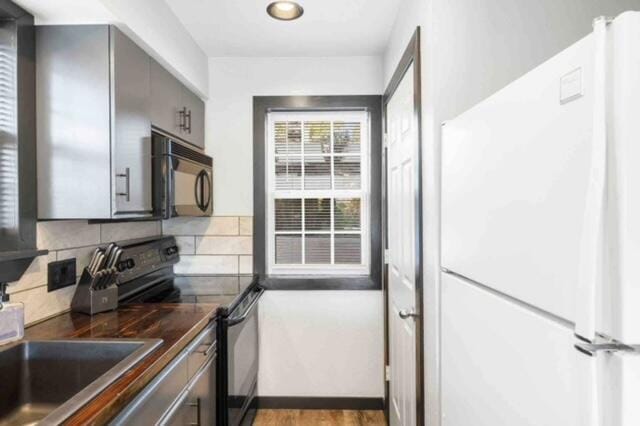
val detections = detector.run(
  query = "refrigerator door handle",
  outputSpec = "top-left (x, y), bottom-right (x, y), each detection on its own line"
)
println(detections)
top-left (575, 16), bottom-right (612, 342)
top-left (575, 343), bottom-right (600, 426)
top-left (575, 342), bottom-right (633, 356)
top-left (574, 341), bottom-right (640, 426)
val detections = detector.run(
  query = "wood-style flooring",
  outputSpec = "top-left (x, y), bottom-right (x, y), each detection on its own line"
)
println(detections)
top-left (253, 409), bottom-right (386, 426)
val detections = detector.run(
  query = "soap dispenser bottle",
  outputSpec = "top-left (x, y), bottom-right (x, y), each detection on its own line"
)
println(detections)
top-left (0, 282), bottom-right (24, 345)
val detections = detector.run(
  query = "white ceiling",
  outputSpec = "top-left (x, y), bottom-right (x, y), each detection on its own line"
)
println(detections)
top-left (164, 0), bottom-right (402, 57)
top-left (14, 0), bottom-right (114, 24)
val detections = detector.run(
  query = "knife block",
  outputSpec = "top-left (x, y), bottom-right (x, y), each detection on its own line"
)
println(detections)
top-left (70, 268), bottom-right (119, 315)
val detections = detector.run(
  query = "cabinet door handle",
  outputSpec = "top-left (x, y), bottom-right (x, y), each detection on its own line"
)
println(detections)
top-left (187, 398), bottom-right (200, 426)
top-left (186, 109), bottom-right (192, 134)
top-left (194, 341), bottom-right (216, 357)
top-left (179, 107), bottom-right (188, 132)
top-left (116, 167), bottom-right (130, 202)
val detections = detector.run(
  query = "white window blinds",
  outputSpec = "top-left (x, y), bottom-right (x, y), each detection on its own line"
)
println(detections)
top-left (267, 111), bottom-right (369, 275)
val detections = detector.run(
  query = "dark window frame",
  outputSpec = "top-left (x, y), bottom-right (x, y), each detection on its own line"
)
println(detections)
top-left (253, 96), bottom-right (383, 290)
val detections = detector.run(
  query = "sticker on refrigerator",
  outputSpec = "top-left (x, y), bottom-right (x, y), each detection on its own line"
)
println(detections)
top-left (559, 68), bottom-right (583, 104)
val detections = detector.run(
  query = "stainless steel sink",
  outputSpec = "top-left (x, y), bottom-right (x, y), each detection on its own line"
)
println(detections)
top-left (0, 339), bottom-right (162, 426)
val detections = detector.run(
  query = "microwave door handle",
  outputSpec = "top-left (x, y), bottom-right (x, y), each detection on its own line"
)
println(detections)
top-left (165, 157), bottom-right (174, 220)
top-left (194, 170), bottom-right (203, 210)
top-left (228, 288), bottom-right (265, 327)
top-left (201, 172), bottom-right (211, 211)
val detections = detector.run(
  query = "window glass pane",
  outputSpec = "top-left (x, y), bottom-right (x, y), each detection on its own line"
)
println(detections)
top-left (305, 198), bottom-right (331, 231)
top-left (334, 156), bottom-right (361, 189)
top-left (334, 198), bottom-right (361, 231)
top-left (275, 156), bottom-right (302, 190)
top-left (334, 234), bottom-right (361, 264)
top-left (269, 113), bottom-right (368, 272)
top-left (305, 234), bottom-right (331, 264)
top-left (276, 235), bottom-right (302, 264)
top-left (274, 121), bottom-right (301, 155)
top-left (304, 156), bottom-right (331, 190)
top-left (275, 199), bottom-right (302, 231)
top-left (304, 121), bottom-right (331, 155)
top-left (334, 121), bottom-right (361, 154)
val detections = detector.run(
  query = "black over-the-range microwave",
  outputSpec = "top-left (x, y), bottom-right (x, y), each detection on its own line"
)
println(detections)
top-left (152, 132), bottom-right (213, 219)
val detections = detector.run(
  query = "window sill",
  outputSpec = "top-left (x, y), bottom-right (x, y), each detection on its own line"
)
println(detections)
top-left (260, 275), bottom-right (380, 291)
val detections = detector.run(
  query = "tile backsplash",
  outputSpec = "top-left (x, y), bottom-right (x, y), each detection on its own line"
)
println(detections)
top-left (6, 216), bottom-right (252, 327)
top-left (8, 220), bottom-right (161, 325)
top-left (163, 216), bottom-right (253, 276)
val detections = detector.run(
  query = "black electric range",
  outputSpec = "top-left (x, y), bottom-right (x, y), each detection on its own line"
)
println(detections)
top-left (115, 235), bottom-right (262, 426)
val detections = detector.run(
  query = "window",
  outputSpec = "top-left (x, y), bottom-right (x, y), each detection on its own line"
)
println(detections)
top-left (266, 111), bottom-right (370, 275)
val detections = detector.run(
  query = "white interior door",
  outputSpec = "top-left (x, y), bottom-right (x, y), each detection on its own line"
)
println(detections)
top-left (387, 63), bottom-right (419, 426)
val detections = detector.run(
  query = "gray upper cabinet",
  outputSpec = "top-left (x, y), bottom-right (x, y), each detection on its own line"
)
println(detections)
top-left (37, 25), bottom-right (153, 219)
top-left (181, 87), bottom-right (205, 150)
top-left (111, 28), bottom-right (152, 215)
top-left (150, 59), bottom-right (205, 150)
top-left (150, 59), bottom-right (182, 137)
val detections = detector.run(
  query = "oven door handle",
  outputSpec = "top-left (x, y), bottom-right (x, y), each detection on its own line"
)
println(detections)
top-left (227, 288), bottom-right (265, 327)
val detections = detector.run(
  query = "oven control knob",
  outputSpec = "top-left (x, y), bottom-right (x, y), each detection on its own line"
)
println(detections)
top-left (166, 246), bottom-right (178, 256)
top-left (126, 259), bottom-right (135, 269)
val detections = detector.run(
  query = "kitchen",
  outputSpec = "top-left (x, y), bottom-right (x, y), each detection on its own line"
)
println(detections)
top-left (0, 0), bottom-right (639, 425)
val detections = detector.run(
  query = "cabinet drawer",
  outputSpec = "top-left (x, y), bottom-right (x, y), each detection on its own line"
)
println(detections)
top-left (112, 350), bottom-right (188, 425)
top-left (187, 322), bottom-right (216, 380)
top-left (163, 353), bottom-right (217, 426)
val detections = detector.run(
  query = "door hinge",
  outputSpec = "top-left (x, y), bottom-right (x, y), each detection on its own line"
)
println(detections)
top-left (385, 365), bottom-right (390, 381)
top-left (384, 249), bottom-right (390, 264)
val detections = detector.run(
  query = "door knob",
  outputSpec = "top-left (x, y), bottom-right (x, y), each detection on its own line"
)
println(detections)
top-left (399, 309), bottom-right (419, 320)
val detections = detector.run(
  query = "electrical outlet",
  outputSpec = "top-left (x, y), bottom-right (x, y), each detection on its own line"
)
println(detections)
top-left (48, 258), bottom-right (77, 292)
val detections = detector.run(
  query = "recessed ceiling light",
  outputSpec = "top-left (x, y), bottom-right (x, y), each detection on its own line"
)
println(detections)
top-left (267, 1), bottom-right (304, 21)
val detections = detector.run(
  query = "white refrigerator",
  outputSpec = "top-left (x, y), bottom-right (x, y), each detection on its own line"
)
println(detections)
top-left (441, 11), bottom-right (640, 426)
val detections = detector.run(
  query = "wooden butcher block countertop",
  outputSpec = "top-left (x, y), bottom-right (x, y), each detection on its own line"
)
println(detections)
top-left (25, 303), bottom-right (220, 425)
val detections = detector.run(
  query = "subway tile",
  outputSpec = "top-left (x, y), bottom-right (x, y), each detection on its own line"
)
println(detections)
top-left (100, 221), bottom-right (161, 243)
top-left (239, 256), bottom-right (253, 274)
top-left (57, 244), bottom-right (102, 277)
top-left (175, 236), bottom-right (196, 255)
top-left (11, 284), bottom-right (76, 325)
top-left (163, 217), bottom-right (239, 236)
top-left (37, 221), bottom-right (100, 250)
top-left (175, 255), bottom-right (239, 275)
top-left (239, 217), bottom-right (253, 236)
top-left (7, 252), bottom-right (57, 294)
top-left (174, 275), bottom-right (240, 295)
top-left (195, 236), bottom-right (252, 255)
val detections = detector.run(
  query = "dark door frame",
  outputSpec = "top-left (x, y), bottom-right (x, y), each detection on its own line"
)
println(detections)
top-left (382, 27), bottom-right (424, 425)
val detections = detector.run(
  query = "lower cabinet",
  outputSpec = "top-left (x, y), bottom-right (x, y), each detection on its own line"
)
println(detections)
top-left (112, 324), bottom-right (216, 425)
top-left (165, 355), bottom-right (216, 426)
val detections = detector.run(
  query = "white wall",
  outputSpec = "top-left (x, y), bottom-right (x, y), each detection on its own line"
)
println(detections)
top-left (206, 55), bottom-right (384, 398)
top-left (383, 1), bottom-right (640, 425)
top-left (259, 291), bottom-right (384, 397)
top-left (15, 0), bottom-right (209, 98)
top-left (99, 0), bottom-right (208, 98)
top-left (207, 56), bottom-right (383, 216)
